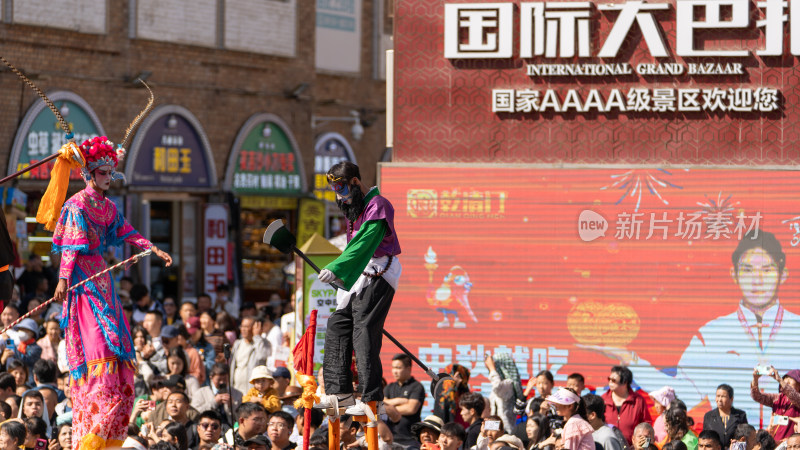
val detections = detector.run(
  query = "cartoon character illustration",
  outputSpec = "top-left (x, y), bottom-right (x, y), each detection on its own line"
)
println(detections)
top-left (425, 246), bottom-right (478, 328)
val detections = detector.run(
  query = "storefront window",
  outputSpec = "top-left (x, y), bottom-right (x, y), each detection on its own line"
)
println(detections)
top-left (239, 197), bottom-right (297, 298)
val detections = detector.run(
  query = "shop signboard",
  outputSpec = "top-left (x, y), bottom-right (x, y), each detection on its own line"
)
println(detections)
top-left (224, 113), bottom-right (306, 196)
top-left (395, 0), bottom-right (800, 165)
top-left (297, 198), bottom-right (326, 246)
top-left (8, 91), bottom-right (104, 180)
top-left (125, 105), bottom-right (217, 189)
top-left (313, 132), bottom-right (356, 203)
top-left (316, 0), bottom-right (362, 72)
top-left (380, 163), bottom-right (800, 425)
top-left (204, 204), bottom-right (230, 297)
top-left (297, 234), bottom-right (342, 366)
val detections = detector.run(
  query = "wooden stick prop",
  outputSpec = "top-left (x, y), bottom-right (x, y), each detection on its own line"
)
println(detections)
top-left (0, 154), bottom-right (60, 185)
top-left (0, 249), bottom-right (152, 335)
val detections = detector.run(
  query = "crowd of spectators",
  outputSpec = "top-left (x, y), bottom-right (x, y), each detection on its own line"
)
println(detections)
top-left (2, 258), bottom-right (800, 450)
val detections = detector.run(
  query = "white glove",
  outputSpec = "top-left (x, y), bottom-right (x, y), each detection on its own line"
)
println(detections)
top-left (318, 269), bottom-right (337, 283)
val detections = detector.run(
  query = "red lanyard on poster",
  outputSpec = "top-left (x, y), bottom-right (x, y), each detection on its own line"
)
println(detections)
top-left (737, 305), bottom-right (784, 351)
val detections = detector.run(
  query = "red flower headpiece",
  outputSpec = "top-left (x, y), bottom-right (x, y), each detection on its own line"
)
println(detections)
top-left (80, 136), bottom-right (118, 169)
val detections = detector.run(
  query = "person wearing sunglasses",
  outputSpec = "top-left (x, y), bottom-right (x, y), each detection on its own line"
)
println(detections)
top-left (196, 410), bottom-right (224, 448)
top-left (315, 162), bottom-right (402, 416)
top-left (601, 366), bottom-right (651, 445)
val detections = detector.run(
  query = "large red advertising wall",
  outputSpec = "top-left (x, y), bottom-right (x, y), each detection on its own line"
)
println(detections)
top-left (380, 164), bottom-right (800, 426)
top-left (394, 0), bottom-right (800, 164)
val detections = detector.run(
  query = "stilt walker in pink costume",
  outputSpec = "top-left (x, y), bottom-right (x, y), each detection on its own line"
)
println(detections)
top-left (0, 55), bottom-right (170, 449)
top-left (51, 135), bottom-right (173, 448)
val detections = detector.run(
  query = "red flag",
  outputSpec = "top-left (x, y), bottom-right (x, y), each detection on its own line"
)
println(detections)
top-left (293, 309), bottom-right (317, 375)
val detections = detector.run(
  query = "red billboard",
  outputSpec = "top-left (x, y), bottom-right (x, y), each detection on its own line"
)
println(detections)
top-left (380, 164), bottom-right (800, 426)
top-left (394, 0), bottom-right (800, 165)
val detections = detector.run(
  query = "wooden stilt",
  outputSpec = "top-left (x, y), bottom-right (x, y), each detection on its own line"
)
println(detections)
top-left (328, 416), bottom-right (340, 450)
top-left (351, 401), bottom-right (379, 450)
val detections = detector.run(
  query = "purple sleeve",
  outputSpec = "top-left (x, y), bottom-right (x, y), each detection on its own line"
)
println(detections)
top-left (362, 195), bottom-right (394, 225)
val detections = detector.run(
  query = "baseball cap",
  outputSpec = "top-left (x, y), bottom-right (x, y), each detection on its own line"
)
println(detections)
top-left (13, 318), bottom-right (38, 336)
top-left (545, 387), bottom-right (580, 406)
top-left (160, 325), bottom-right (179, 339)
top-left (185, 316), bottom-right (201, 335)
top-left (273, 366), bottom-right (291, 379)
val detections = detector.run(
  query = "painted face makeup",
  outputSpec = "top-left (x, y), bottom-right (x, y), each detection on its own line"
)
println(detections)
top-left (92, 166), bottom-right (113, 190)
top-left (328, 174), bottom-right (354, 203)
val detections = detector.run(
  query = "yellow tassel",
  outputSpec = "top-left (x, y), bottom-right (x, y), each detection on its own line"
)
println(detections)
top-left (35, 141), bottom-right (85, 231)
top-left (293, 372), bottom-right (320, 410)
top-left (80, 432), bottom-right (106, 450)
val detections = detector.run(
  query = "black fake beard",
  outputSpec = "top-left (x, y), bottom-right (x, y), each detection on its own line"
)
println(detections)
top-left (336, 187), bottom-right (366, 223)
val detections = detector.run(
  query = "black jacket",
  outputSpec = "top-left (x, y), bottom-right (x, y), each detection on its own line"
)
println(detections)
top-left (702, 407), bottom-right (748, 448)
top-left (464, 418), bottom-right (483, 450)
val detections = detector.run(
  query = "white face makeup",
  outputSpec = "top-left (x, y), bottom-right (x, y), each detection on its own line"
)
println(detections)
top-left (91, 165), bottom-right (114, 191)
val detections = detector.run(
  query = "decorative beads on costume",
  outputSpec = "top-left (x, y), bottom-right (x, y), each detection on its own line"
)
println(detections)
top-left (363, 255), bottom-right (393, 278)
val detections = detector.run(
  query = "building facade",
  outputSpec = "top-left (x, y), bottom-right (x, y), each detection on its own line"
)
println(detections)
top-left (0, 0), bottom-right (391, 302)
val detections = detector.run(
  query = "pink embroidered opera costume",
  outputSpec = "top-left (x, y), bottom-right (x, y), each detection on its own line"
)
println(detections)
top-left (52, 137), bottom-right (152, 449)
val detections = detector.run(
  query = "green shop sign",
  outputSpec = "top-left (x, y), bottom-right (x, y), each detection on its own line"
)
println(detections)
top-left (224, 113), bottom-right (306, 195)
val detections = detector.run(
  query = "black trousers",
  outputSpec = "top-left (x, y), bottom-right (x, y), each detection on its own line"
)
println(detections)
top-left (323, 276), bottom-right (394, 403)
top-left (0, 270), bottom-right (13, 311)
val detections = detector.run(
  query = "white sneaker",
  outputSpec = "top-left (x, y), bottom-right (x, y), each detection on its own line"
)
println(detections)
top-left (313, 393), bottom-right (356, 410)
top-left (344, 400), bottom-right (383, 417)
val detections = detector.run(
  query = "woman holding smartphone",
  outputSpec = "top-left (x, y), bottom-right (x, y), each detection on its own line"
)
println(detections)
top-left (750, 366), bottom-right (800, 442)
top-left (539, 388), bottom-right (594, 450)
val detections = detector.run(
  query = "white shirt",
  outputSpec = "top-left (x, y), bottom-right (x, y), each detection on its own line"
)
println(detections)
top-left (232, 340), bottom-right (255, 394)
top-left (265, 325), bottom-right (284, 354)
